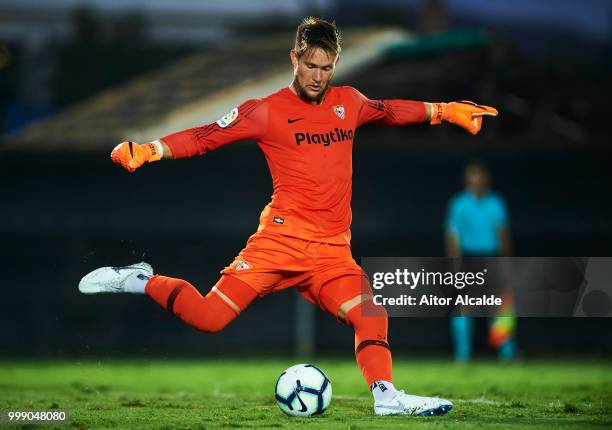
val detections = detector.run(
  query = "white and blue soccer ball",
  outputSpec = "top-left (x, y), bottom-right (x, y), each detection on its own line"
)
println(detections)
top-left (274, 364), bottom-right (332, 417)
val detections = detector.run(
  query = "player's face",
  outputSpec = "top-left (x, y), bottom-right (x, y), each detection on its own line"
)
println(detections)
top-left (290, 47), bottom-right (338, 104)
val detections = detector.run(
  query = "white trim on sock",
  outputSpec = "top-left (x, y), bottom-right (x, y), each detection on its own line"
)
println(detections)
top-left (372, 380), bottom-right (397, 402)
top-left (124, 272), bottom-right (150, 294)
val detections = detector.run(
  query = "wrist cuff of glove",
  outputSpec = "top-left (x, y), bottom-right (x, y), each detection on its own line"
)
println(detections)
top-left (145, 141), bottom-right (163, 162)
top-left (429, 103), bottom-right (447, 125)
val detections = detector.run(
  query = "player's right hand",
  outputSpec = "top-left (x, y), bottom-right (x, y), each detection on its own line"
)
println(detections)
top-left (110, 141), bottom-right (162, 173)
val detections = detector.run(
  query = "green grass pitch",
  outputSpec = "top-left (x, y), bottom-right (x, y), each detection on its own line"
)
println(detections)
top-left (1, 358), bottom-right (611, 429)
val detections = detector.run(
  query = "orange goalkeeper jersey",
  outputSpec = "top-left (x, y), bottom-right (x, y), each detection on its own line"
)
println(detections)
top-left (161, 86), bottom-right (426, 244)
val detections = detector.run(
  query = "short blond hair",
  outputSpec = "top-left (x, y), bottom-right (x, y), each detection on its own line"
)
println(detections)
top-left (294, 17), bottom-right (342, 58)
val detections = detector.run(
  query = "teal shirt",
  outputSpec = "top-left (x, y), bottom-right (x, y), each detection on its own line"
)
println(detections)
top-left (446, 190), bottom-right (509, 254)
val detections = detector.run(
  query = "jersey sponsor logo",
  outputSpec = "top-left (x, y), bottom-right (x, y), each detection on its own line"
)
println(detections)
top-left (216, 107), bottom-right (239, 128)
top-left (235, 260), bottom-right (251, 271)
top-left (294, 128), bottom-right (354, 147)
top-left (333, 104), bottom-right (345, 119)
top-left (273, 216), bottom-right (284, 224)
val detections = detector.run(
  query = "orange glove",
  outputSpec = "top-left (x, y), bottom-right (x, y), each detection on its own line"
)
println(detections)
top-left (110, 141), bottom-right (162, 173)
top-left (430, 101), bottom-right (498, 135)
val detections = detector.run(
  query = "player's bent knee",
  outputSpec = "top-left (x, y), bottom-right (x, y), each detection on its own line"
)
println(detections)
top-left (184, 291), bottom-right (241, 333)
top-left (146, 275), bottom-right (257, 334)
top-left (343, 298), bottom-right (389, 350)
top-left (189, 313), bottom-right (231, 334)
top-left (161, 279), bottom-right (239, 334)
top-left (341, 295), bottom-right (388, 327)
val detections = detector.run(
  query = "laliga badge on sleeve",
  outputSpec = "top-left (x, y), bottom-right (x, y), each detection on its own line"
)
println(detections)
top-left (216, 107), bottom-right (239, 128)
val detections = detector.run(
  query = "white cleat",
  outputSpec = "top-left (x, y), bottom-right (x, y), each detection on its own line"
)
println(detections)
top-left (78, 262), bottom-right (153, 294)
top-left (374, 391), bottom-right (453, 416)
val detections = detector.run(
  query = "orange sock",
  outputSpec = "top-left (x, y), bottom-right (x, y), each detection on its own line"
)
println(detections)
top-left (356, 346), bottom-right (393, 389)
top-left (350, 304), bottom-right (393, 387)
top-left (145, 274), bottom-right (257, 333)
top-left (318, 275), bottom-right (392, 388)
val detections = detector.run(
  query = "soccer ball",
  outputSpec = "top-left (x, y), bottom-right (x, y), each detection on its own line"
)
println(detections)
top-left (274, 364), bottom-right (332, 417)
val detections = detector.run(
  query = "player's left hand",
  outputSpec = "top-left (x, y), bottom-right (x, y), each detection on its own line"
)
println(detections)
top-left (430, 101), bottom-right (498, 135)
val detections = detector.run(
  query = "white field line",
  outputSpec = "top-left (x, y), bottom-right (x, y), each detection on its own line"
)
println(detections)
top-left (293, 394), bottom-right (596, 409)
top-left (334, 395), bottom-right (367, 401)
top-left (316, 395), bottom-right (500, 404)
top-left (211, 384), bottom-right (237, 399)
top-left (454, 397), bottom-right (500, 405)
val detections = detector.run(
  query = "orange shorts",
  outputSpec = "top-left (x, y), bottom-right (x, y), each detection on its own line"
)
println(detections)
top-left (221, 230), bottom-right (364, 303)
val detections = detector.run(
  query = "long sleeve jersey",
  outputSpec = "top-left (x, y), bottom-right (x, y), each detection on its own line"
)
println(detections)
top-left (161, 86), bottom-right (426, 244)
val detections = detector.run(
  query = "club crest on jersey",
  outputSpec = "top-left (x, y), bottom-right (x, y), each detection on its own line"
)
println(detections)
top-left (235, 260), bottom-right (251, 271)
top-left (333, 105), bottom-right (345, 120)
top-left (216, 107), bottom-right (238, 128)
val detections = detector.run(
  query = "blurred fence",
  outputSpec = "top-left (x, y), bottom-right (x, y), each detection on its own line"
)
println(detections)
top-left (2, 141), bottom-right (612, 357)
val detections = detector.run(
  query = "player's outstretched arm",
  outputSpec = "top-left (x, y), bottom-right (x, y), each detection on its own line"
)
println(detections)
top-left (426, 101), bottom-right (498, 135)
top-left (352, 89), bottom-right (496, 135)
top-left (110, 99), bottom-right (267, 172)
top-left (110, 140), bottom-right (171, 173)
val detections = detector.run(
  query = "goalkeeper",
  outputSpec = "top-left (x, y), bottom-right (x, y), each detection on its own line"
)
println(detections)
top-left (79, 17), bottom-right (497, 417)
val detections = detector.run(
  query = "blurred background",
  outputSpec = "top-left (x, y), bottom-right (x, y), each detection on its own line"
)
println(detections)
top-left (1, 0), bottom-right (611, 359)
